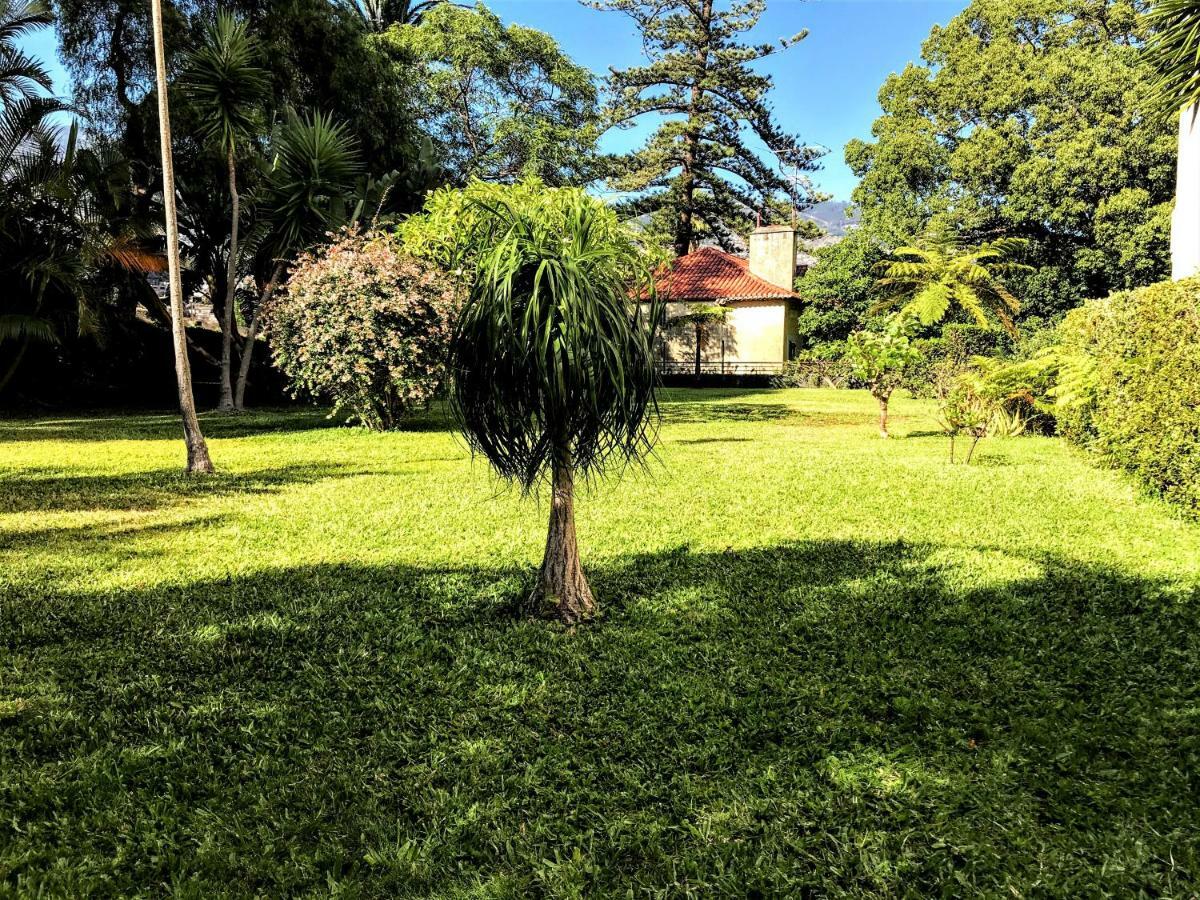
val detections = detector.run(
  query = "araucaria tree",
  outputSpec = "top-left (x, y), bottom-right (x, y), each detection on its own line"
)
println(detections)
top-left (591, 0), bottom-right (823, 256)
top-left (446, 186), bottom-right (661, 624)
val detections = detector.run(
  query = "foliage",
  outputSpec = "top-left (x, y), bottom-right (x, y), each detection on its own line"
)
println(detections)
top-left (875, 228), bottom-right (1030, 332)
top-left (1050, 278), bottom-right (1200, 515)
top-left (178, 11), bottom-right (269, 158)
top-left (844, 314), bottom-right (921, 402)
top-left (334, 0), bottom-right (451, 31)
top-left (447, 184), bottom-right (661, 489)
top-left (591, 0), bottom-right (823, 255)
top-left (382, 3), bottom-right (601, 185)
top-left (794, 229), bottom-right (886, 350)
top-left (266, 228), bottom-right (455, 429)
top-left (1145, 0), bottom-right (1200, 114)
top-left (847, 0), bottom-right (1175, 317)
top-left (3, 392), bottom-right (1200, 894)
top-left (933, 363), bottom-right (996, 463)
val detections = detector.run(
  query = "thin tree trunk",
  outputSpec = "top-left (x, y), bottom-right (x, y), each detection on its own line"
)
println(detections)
top-left (0, 335), bottom-right (31, 397)
top-left (965, 435), bottom-right (981, 465)
top-left (878, 394), bottom-right (889, 438)
top-left (151, 0), bottom-right (213, 474)
top-left (529, 452), bottom-right (596, 625)
top-left (218, 145), bottom-right (239, 411)
top-left (234, 259), bottom-right (285, 411)
top-left (948, 433), bottom-right (956, 464)
top-left (694, 323), bottom-right (702, 377)
top-left (1172, 102), bottom-right (1200, 280)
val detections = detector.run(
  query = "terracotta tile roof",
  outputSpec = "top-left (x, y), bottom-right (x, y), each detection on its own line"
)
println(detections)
top-left (651, 246), bottom-right (798, 303)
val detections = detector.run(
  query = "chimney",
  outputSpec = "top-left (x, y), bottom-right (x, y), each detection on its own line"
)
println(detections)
top-left (748, 225), bottom-right (797, 292)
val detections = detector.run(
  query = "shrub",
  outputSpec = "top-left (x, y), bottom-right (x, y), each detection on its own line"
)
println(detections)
top-left (1052, 278), bottom-right (1200, 515)
top-left (266, 229), bottom-right (456, 430)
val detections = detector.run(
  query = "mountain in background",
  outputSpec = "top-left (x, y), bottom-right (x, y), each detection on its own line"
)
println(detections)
top-left (800, 200), bottom-right (857, 238)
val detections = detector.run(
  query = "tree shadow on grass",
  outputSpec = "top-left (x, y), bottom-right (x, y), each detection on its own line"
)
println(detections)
top-left (0, 405), bottom-right (458, 443)
top-left (0, 463), bottom-right (368, 515)
top-left (2, 541), bottom-right (1197, 896)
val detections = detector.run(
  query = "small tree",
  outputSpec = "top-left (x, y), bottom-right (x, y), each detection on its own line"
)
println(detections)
top-left (445, 185), bottom-right (661, 624)
top-left (844, 314), bottom-right (920, 438)
top-left (180, 11), bottom-right (270, 412)
top-left (934, 362), bottom-right (994, 464)
top-left (667, 303), bottom-right (726, 377)
top-left (266, 229), bottom-right (455, 429)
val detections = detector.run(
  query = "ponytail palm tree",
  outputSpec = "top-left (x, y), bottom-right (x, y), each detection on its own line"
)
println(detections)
top-left (1146, 0), bottom-right (1200, 278)
top-left (181, 11), bottom-right (269, 411)
top-left (449, 187), bottom-right (661, 624)
top-left (875, 229), bottom-right (1030, 334)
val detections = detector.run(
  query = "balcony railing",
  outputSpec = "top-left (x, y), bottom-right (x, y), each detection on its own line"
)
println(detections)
top-left (657, 360), bottom-right (785, 376)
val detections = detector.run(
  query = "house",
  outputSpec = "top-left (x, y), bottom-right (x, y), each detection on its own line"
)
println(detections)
top-left (644, 225), bottom-right (804, 377)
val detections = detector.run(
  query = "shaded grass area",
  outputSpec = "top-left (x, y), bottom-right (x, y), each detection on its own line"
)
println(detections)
top-left (2, 389), bottom-right (1199, 896)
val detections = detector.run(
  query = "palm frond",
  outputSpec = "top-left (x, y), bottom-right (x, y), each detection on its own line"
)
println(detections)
top-left (0, 313), bottom-right (56, 344)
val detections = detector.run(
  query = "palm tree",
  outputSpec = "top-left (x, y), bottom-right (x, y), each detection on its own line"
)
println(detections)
top-left (667, 303), bottom-right (726, 377)
top-left (334, 0), bottom-right (453, 31)
top-left (875, 229), bottom-right (1030, 334)
top-left (449, 188), bottom-right (661, 624)
top-left (150, 0), bottom-right (214, 473)
top-left (233, 109), bottom-right (360, 409)
top-left (0, 0), bottom-right (55, 103)
top-left (1147, 0), bottom-right (1200, 279)
top-left (181, 11), bottom-right (269, 411)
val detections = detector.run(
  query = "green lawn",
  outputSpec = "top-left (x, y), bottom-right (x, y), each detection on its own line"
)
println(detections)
top-left (2, 388), bottom-right (1198, 897)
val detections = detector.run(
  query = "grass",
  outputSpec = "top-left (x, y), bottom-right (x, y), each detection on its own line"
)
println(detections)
top-left (2, 388), bottom-right (1198, 897)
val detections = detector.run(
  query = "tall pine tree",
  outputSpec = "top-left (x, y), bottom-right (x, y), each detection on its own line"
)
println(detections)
top-left (591, 0), bottom-right (823, 256)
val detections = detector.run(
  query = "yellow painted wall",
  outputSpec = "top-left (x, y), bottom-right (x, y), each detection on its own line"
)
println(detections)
top-left (646, 301), bottom-right (789, 371)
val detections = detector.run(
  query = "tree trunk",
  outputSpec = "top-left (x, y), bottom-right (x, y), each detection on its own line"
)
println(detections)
top-left (234, 259), bottom-right (285, 411)
top-left (151, 0), bottom-right (213, 475)
top-left (529, 453), bottom-right (595, 625)
top-left (1172, 102), bottom-right (1200, 280)
top-left (965, 435), bottom-right (981, 465)
top-left (672, 0), bottom-right (713, 258)
top-left (218, 145), bottom-right (239, 411)
top-left (0, 335), bottom-right (31, 397)
top-left (877, 394), bottom-right (889, 438)
top-left (694, 323), bottom-right (702, 377)
top-left (948, 433), bottom-right (956, 464)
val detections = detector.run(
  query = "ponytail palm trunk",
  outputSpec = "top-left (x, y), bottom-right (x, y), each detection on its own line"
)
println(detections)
top-left (447, 186), bottom-right (661, 624)
top-left (537, 451), bottom-right (595, 622)
top-left (151, 0), bottom-right (213, 474)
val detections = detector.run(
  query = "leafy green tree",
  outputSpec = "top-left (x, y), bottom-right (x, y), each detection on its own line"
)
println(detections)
top-left (847, 0), bottom-right (1174, 315)
top-left (150, 0), bottom-right (213, 472)
top-left (383, 3), bottom-right (601, 185)
top-left (444, 185), bottom-right (661, 623)
top-left (876, 230), bottom-right (1031, 334)
top-left (844, 314), bottom-right (920, 438)
top-left (590, 0), bottom-right (822, 255)
top-left (794, 229), bottom-right (887, 350)
top-left (180, 11), bottom-right (270, 411)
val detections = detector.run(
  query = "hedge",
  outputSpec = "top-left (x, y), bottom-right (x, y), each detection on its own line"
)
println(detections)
top-left (1058, 277), bottom-right (1200, 516)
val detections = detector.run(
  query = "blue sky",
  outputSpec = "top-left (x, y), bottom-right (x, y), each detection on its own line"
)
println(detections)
top-left (22, 0), bottom-right (967, 200)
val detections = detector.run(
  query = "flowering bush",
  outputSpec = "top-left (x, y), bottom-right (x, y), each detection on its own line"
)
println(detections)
top-left (266, 229), bottom-right (456, 430)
